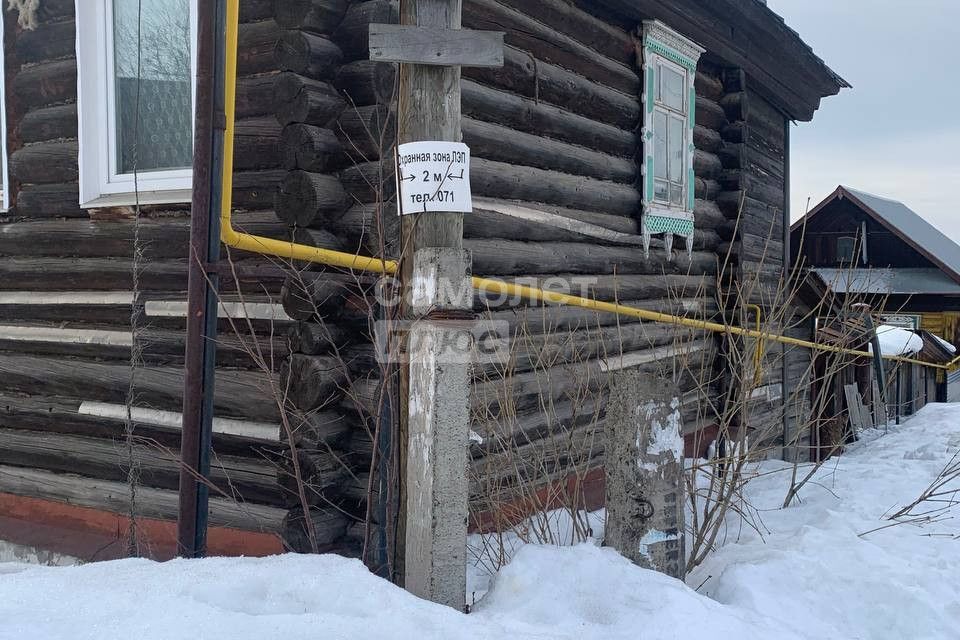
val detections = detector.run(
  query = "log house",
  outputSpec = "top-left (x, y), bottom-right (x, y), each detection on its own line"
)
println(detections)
top-left (793, 187), bottom-right (960, 447)
top-left (0, 0), bottom-right (845, 562)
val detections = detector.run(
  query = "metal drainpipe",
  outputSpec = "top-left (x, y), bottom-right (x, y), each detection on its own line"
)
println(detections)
top-left (178, 0), bottom-right (226, 557)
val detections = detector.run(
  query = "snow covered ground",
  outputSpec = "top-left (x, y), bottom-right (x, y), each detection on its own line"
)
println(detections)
top-left (2, 404), bottom-right (960, 639)
top-left (690, 402), bottom-right (960, 639)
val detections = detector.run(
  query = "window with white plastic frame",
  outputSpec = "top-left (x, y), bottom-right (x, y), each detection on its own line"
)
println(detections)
top-left (76, 0), bottom-right (197, 207)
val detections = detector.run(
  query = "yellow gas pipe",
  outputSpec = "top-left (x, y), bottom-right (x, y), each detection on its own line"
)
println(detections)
top-left (218, 0), bottom-right (960, 374)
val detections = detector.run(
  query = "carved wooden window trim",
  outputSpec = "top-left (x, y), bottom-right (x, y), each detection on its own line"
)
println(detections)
top-left (639, 20), bottom-right (704, 260)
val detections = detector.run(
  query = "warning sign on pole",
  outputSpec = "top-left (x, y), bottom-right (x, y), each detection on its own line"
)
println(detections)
top-left (396, 141), bottom-right (472, 215)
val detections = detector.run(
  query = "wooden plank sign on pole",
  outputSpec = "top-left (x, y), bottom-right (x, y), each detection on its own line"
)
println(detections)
top-left (370, 0), bottom-right (503, 611)
top-left (369, 24), bottom-right (504, 67)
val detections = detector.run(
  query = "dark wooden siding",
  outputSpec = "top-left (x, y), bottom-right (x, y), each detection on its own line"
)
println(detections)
top-left (0, 0), bottom-right (815, 556)
top-left (309, 0), bottom-right (735, 536)
top-left (714, 78), bottom-right (810, 460)
top-left (793, 199), bottom-right (938, 270)
top-left (0, 2), bottom-right (307, 554)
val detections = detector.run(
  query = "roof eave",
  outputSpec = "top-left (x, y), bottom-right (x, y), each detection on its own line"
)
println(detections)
top-left (595, 0), bottom-right (847, 122)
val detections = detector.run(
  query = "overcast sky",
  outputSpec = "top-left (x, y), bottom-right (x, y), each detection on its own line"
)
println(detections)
top-left (765, 0), bottom-right (959, 242)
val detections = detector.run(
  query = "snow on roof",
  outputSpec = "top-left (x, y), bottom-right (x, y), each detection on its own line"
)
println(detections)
top-left (870, 325), bottom-right (924, 357)
top-left (932, 334), bottom-right (957, 355)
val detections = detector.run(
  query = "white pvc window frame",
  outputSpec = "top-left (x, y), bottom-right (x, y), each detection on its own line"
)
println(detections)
top-left (75, 0), bottom-right (198, 208)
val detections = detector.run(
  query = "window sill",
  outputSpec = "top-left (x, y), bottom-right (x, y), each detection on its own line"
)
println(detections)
top-left (80, 189), bottom-right (192, 209)
top-left (645, 203), bottom-right (694, 220)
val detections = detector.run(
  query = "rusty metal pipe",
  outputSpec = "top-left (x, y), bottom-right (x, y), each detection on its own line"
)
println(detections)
top-left (178, 0), bottom-right (226, 558)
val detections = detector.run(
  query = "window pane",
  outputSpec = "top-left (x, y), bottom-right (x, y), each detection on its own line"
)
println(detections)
top-left (655, 179), bottom-right (670, 202)
top-left (654, 111), bottom-right (667, 180)
top-left (670, 184), bottom-right (684, 206)
top-left (837, 237), bottom-right (856, 262)
top-left (659, 64), bottom-right (685, 112)
top-left (668, 115), bottom-right (684, 183)
top-left (114, 0), bottom-right (192, 175)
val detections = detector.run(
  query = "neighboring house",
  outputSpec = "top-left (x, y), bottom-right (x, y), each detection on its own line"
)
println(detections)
top-left (791, 186), bottom-right (960, 436)
top-left (791, 186), bottom-right (960, 344)
top-left (0, 1), bottom-right (844, 563)
top-left (792, 186), bottom-right (960, 344)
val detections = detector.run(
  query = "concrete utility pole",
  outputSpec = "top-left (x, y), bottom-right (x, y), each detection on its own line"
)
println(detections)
top-left (369, 0), bottom-right (503, 610)
top-left (605, 368), bottom-right (686, 580)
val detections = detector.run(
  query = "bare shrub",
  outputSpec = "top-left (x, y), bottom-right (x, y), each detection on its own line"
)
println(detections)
top-left (858, 449), bottom-right (960, 538)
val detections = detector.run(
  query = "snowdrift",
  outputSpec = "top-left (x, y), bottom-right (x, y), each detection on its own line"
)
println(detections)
top-left (0, 544), bottom-right (796, 640)
top-left (4, 404), bottom-right (960, 639)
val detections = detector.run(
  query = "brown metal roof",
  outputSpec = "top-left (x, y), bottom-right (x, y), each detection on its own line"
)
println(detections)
top-left (917, 330), bottom-right (956, 365)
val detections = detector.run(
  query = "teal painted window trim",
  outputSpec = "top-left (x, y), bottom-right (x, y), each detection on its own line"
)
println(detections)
top-left (639, 21), bottom-right (704, 259)
top-left (642, 65), bottom-right (694, 211)
top-left (646, 155), bottom-right (655, 203)
top-left (645, 39), bottom-right (697, 73)
top-left (646, 67), bottom-right (656, 115)
top-left (644, 213), bottom-right (695, 237)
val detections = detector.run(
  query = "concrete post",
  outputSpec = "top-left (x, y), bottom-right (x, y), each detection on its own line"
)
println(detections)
top-left (404, 247), bottom-right (472, 609)
top-left (604, 368), bottom-right (686, 579)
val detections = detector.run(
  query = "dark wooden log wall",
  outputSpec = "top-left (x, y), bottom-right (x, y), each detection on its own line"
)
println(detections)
top-left (280, 0), bottom-right (803, 539)
top-left (0, 0), bottom-right (806, 557)
top-left (299, 0), bottom-right (736, 537)
top-left (713, 69), bottom-right (808, 459)
top-left (0, 2), bottom-right (348, 553)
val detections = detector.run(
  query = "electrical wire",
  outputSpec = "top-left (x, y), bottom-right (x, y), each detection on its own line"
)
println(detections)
top-left (123, 0), bottom-right (146, 558)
